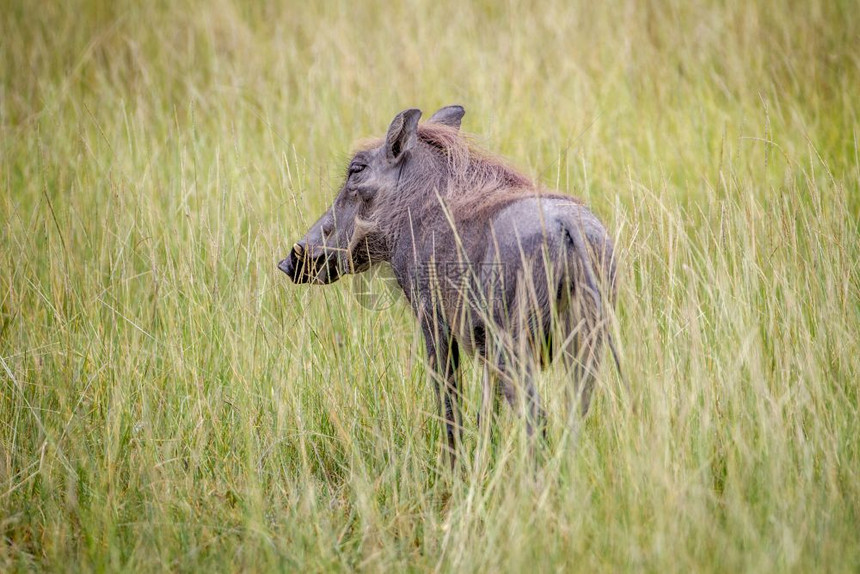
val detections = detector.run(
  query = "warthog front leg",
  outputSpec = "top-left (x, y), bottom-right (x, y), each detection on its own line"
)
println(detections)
top-left (421, 318), bottom-right (462, 469)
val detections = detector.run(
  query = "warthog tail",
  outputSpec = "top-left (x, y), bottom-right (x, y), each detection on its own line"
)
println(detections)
top-left (562, 218), bottom-right (627, 393)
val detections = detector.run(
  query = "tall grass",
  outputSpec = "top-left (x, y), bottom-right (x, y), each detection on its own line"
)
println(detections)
top-left (2, 0), bottom-right (858, 570)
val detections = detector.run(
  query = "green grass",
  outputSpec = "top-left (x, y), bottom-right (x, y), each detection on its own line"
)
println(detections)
top-left (2, 0), bottom-right (859, 571)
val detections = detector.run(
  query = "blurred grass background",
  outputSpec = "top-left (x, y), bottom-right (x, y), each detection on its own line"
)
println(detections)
top-left (2, 0), bottom-right (859, 571)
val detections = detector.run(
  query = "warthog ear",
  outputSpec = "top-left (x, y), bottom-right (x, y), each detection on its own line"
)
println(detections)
top-left (428, 105), bottom-right (465, 130)
top-left (385, 108), bottom-right (422, 163)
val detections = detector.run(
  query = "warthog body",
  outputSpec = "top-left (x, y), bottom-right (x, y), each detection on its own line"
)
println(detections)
top-left (279, 106), bottom-right (619, 464)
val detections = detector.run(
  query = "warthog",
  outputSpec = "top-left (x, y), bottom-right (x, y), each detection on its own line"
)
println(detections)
top-left (279, 105), bottom-right (620, 465)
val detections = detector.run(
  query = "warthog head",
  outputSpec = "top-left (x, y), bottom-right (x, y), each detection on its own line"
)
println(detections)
top-left (278, 106), bottom-right (464, 284)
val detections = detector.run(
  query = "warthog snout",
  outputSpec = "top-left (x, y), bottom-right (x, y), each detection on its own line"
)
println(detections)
top-left (278, 241), bottom-right (340, 284)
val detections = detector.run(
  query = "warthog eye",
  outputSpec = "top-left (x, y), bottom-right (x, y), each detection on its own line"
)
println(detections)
top-left (348, 163), bottom-right (366, 175)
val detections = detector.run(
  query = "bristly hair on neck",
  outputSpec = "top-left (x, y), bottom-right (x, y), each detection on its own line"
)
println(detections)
top-left (355, 122), bottom-right (581, 226)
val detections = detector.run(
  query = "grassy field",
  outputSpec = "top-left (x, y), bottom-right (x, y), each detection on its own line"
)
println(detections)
top-left (2, 0), bottom-right (859, 571)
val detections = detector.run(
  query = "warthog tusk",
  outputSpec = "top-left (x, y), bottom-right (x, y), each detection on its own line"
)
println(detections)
top-left (293, 243), bottom-right (304, 256)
